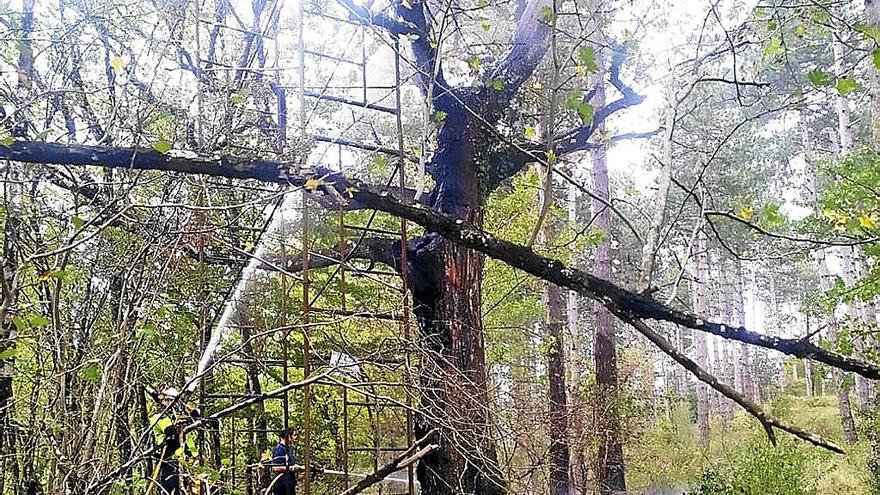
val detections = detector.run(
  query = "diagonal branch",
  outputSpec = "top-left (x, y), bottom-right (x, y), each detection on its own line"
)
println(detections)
top-left (338, 429), bottom-right (438, 495)
top-left (620, 314), bottom-right (844, 454)
top-left (483, 0), bottom-right (552, 114)
top-left (4, 140), bottom-right (880, 381)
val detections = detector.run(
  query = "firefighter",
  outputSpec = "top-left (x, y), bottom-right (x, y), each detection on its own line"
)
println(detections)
top-left (150, 387), bottom-right (198, 494)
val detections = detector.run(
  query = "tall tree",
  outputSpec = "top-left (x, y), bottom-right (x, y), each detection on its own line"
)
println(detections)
top-left (590, 48), bottom-right (626, 495)
top-left (692, 229), bottom-right (711, 448)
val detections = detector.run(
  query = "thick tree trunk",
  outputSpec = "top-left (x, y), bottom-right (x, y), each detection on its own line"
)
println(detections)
top-left (408, 99), bottom-right (504, 495)
top-left (590, 79), bottom-right (626, 494)
top-left (692, 231), bottom-right (710, 448)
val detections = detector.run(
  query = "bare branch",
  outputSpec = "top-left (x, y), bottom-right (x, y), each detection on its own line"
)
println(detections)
top-left (620, 314), bottom-right (844, 454)
top-left (5, 140), bottom-right (880, 380)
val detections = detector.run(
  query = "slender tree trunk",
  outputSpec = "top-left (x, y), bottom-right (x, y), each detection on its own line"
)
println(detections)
top-left (566, 176), bottom-right (584, 495)
top-left (720, 262), bottom-right (735, 422)
top-left (768, 273), bottom-right (788, 391)
top-left (733, 260), bottom-right (755, 402)
top-left (0, 186), bottom-right (21, 494)
top-left (545, 281), bottom-right (570, 495)
top-left (637, 84), bottom-right (675, 293)
top-left (867, 0), bottom-right (880, 148)
top-left (835, 367), bottom-right (860, 444)
top-left (833, 37), bottom-right (853, 155)
top-left (840, 247), bottom-right (873, 409)
top-left (590, 73), bottom-right (626, 495)
top-left (692, 231), bottom-right (710, 448)
top-left (819, 261), bottom-right (859, 443)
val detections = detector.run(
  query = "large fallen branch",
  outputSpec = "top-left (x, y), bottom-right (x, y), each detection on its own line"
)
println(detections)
top-left (338, 429), bottom-right (438, 495)
top-left (3, 140), bottom-right (879, 380)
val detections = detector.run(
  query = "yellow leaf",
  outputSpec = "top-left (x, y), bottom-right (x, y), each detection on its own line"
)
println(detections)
top-left (110, 56), bottom-right (124, 73)
top-left (532, 81), bottom-right (543, 90)
top-left (304, 178), bottom-right (321, 191)
top-left (401, 0), bottom-right (413, 8)
top-left (737, 205), bottom-right (753, 220)
top-left (858, 213), bottom-right (877, 230)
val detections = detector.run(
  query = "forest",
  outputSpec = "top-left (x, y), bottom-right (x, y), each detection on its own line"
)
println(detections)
top-left (1, 0), bottom-right (880, 493)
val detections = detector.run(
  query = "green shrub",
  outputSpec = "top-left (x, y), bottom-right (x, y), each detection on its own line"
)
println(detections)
top-left (689, 439), bottom-right (816, 495)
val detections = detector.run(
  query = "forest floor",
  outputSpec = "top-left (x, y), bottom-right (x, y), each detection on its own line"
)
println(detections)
top-left (627, 387), bottom-right (872, 494)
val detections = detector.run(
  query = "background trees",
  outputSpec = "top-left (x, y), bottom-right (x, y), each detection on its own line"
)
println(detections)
top-left (2, 0), bottom-right (880, 494)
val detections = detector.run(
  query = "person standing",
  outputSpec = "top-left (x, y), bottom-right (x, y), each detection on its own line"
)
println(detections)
top-left (270, 427), bottom-right (305, 495)
top-left (150, 387), bottom-right (198, 494)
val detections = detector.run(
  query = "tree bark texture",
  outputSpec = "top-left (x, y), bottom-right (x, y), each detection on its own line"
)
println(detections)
top-left (590, 80), bottom-right (626, 494)
top-left (733, 260), bottom-right (755, 402)
top-left (692, 231), bottom-right (710, 448)
top-left (408, 96), bottom-right (504, 495)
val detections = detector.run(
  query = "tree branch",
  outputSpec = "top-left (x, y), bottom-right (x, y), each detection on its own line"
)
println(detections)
top-left (4, 140), bottom-right (880, 381)
top-left (484, 45), bottom-right (652, 191)
top-left (481, 0), bottom-right (552, 116)
top-left (554, 43), bottom-right (647, 155)
top-left (338, 429), bottom-right (438, 495)
top-left (620, 314), bottom-right (844, 454)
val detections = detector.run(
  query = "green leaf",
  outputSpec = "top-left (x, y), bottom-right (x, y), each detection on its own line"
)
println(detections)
top-left (480, 21), bottom-right (491, 32)
top-left (807, 69), bottom-right (832, 87)
top-left (434, 110), bottom-right (447, 122)
top-left (140, 322), bottom-right (158, 338)
top-left (82, 363), bottom-right (102, 383)
top-left (793, 25), bottom-right (807, 38)
top-left (578, 46), bottom-right (598, 74)
top-left (575, 101), bottom-right (593, 124)
top-left (153, 140), bottom-right (173, 154)
top-left (11, 316), bottom-right (26, 331)
top-left (28, 313), bottom-right (50, 328)
top-left (873, 49), bottom-right (880, 71)
top-left (524, 126), bottom-right (537, 140)
top-left (468, 55), bottom-right (481, 72)
top-left (586, 229), bottom-right (606, 245)
top-left (540, 5), bottom-right (554, 23)
top-left (71, 216), bottom-right (84, 230)
top-left (491, 78), bottom-right (504, 91)
top-left (230, 90), bottom-right (248, 106)
top-left (762, 37), bottom-right (784, 58)
top-left (477, 0), bottom-right (488, 6)
top-left (856, 23), bottom-right (880, 42)
top-left (0, 135), bottom-right (13, 147)
top-left (0, 347), bottom-right (16, 360)
top-left (836, 76), bottom-right (860, 97)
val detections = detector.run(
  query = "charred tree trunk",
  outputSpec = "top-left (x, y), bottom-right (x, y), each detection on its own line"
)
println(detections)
top-left (408, 98), bottom-right (504, 495)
